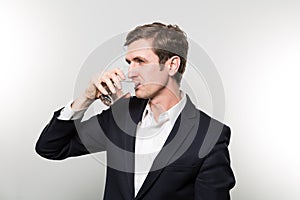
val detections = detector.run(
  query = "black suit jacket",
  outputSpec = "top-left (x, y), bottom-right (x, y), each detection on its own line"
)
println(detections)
top-left (36, 95), bottom-right (235, 200)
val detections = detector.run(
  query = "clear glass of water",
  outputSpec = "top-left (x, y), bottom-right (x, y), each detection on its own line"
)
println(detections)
top-left (99, 73), bottom-right (135, 106)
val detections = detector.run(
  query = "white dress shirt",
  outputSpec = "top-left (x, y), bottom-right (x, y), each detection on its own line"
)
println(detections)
top-left (58, 93), bottom-right (187, 197)
top-left (134, 93), bottom-right (186, 196)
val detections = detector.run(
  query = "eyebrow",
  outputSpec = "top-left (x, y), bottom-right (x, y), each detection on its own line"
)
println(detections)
top-left (125, 56), bottom-right (148, 64)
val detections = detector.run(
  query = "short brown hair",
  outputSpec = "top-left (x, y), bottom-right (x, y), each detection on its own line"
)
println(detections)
top-left (124, 22), bottom-right (189, 83)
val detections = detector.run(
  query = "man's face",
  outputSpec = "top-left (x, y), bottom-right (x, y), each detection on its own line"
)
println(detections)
top-left (125, 39), bottom-right (169, 99)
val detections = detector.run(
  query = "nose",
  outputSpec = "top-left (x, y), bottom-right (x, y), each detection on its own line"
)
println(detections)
top-left (127, 69), bottom-right (135, 79)
top-left (127, 63), bottom-right (136, 79)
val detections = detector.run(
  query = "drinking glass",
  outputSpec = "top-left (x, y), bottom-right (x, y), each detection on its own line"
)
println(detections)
top-left (99, 71), bottom-right (135, 106)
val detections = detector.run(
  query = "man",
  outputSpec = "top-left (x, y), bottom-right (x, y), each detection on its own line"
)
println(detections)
top-left (36, 22), bottom-right (235, 200)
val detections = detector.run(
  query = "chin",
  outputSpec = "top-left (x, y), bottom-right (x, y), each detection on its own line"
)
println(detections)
top-left (135, 90), bottom-right (151, 99)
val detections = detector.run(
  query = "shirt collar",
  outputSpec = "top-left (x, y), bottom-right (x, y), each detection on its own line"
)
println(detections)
top-left (141, 91), bottom-right (187, 125)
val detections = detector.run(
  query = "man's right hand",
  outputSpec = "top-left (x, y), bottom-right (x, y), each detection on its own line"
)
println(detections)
top-left (71, 68), bottom-right (126, 110)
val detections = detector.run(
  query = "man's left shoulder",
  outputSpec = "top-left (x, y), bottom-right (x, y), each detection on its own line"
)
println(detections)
top-left (192, 108), bottom-right (232, 159)
top-left (197, 108), bottom-right (231, 131)
top-left (184, 95), bottom-right (231, 131)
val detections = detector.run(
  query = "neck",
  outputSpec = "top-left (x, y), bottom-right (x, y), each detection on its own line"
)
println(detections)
top-left (149, 85), bottom-right (181, 121)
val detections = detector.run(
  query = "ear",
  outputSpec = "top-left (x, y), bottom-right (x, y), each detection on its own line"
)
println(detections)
top-left (167, 56), bottom-right (181, 76)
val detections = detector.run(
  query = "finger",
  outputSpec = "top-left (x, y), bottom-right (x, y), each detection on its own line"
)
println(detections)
top-left (102, 77), bottom-right (116, 94)
top-left (94, 80), bottom-right (109, 95)
top-left (113, 68), bottom-right (126, 80)
top-left (94, 74), bottom-right (111, 95)
top-left (112, 75), bottom-right (122, 89)
top-left (95, 91), bottom-right (101, 99)
top-left (106, 70), bottom-right (122, 89)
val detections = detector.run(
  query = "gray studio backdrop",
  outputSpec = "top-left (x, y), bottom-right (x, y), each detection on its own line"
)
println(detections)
top-left (1, 0), bottom-right (299, 199)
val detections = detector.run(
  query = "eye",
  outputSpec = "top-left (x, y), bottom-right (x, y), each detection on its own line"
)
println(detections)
top-left (133, 57), bottom-right (146, 64)
top-left (137, 59), bottom-right (144, 63)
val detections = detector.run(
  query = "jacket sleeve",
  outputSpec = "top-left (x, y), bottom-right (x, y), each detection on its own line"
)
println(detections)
top-left (35, 107), bottom-right (110, 160)
top-left (194, 125), bottom-right (236, 200)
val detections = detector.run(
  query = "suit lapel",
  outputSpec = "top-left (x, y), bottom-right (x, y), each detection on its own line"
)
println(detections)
top-left (111, 97), bottom-right (148, 198)
top-left (135, 95), bottom-right (200, 200)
